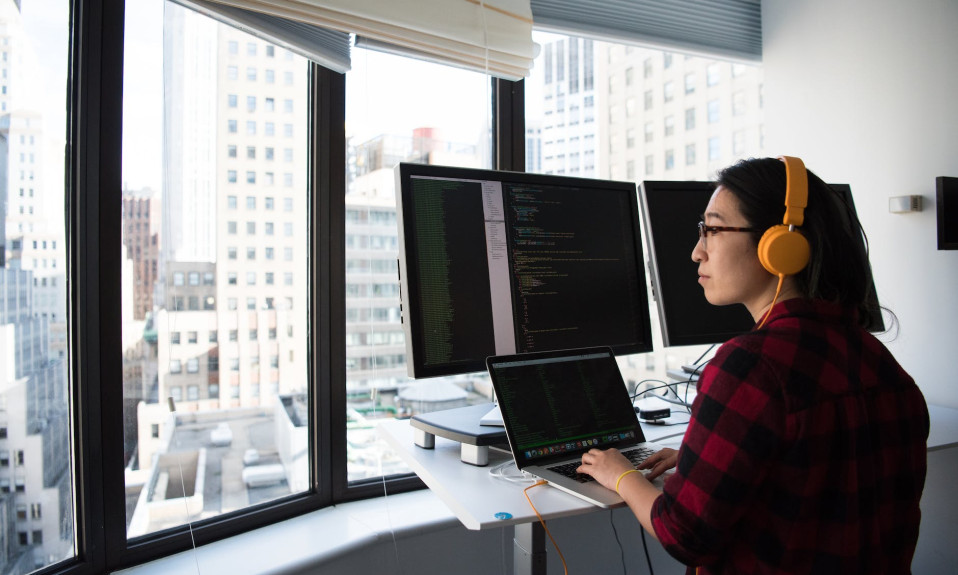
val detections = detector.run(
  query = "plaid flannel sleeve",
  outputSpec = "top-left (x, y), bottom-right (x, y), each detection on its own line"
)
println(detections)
top-left (650, 338), bottom-right (784, 566)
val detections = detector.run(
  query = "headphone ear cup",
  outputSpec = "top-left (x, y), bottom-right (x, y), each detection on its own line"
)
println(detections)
top-left (757, 225), bottom-right (810, 276)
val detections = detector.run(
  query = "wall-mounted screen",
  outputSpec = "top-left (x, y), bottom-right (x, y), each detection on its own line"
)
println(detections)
top-left (396, 163), bottom-right (654, 378)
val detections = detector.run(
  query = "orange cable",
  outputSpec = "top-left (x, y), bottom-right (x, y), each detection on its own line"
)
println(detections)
top-left (756, 274), bottom-right (785, 330)
top-left (523, 480), bottom-right (569, 575)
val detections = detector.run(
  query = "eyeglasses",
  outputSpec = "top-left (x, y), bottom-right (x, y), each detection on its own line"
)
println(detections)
top-left (697, 221), bottom-right (758, 249)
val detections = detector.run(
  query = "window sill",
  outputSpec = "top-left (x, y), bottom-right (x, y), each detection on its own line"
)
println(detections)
top-left (113, 489), bottom-right (458, 575)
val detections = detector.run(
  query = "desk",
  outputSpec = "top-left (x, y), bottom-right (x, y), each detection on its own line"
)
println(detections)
top-left (378, 417), bottom-right (684, 575)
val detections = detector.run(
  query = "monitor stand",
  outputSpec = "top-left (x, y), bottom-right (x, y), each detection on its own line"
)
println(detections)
top-left (410, 403), bottom-right (508, 466)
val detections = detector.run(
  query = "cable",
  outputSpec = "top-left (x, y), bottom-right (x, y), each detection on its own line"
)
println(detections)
top-left (523, 481), bottom-right (568, 575)
top-left (609, 510), bottom-right (627, 575)
top-left (632, 379), bottom-right (693, 412)
top-left (380, 452), bottom-right (403, 575)
top-left (688, 344), bottom-right (716, 370)
top-left (649, 431), bottom-right (688, 443)
top-left (488, 460), bottom-right (537, 484)
top-left (756, 274), bottom-right (785, 330)
top-left (167, 398), bottom-right (201, 575)
top-left (640, 528), bottom-right (655, 575)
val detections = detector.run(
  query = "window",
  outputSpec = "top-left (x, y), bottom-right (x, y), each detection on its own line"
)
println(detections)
top-left (75, 9), bottom-right (769, 574)
top-left (709, 136), bottom-right (721, 161)
top-left (707, 63), bottom-right (720, 86)
top-left (685, 108), bottom-right (696, 131)
top-left (708, 99), bottom-right (720, 123)
top-left (733, 90), bottom-right (746, 116)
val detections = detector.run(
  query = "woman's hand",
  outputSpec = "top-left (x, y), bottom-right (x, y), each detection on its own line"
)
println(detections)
top-left (577, 448), bottom-right (636, 492)
top-left (637, 447), bottom-right (678, 480)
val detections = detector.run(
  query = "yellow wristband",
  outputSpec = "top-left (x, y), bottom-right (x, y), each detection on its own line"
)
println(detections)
top-left (615, 469), bottom-right (639, 494)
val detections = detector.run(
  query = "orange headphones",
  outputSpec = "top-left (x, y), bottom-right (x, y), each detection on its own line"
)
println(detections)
top-left (757, 156), bottom-right (810, 277)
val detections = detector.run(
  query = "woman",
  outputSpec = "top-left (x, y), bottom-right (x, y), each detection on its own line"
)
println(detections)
top-left (577, 157), bottom-right (929, 574)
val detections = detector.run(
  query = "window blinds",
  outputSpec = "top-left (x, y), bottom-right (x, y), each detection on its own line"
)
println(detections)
top-left (174, 0), bottom-right (352, 72)
top-left (529, 0), bottom-right (762, 62)
top-left (177, 0), bottom-right (537, 80)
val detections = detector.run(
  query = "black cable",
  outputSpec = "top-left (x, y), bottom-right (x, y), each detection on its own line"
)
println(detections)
top-left (632, 379), bottom-right (693, 412)
top-left (640, 527), bottom-right (655, 575)
top-left (610, 510), bottom-right (627, 575)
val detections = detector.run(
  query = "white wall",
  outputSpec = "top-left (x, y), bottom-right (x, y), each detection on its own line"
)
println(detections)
top-left (762, 0), bottom-right (958, 408)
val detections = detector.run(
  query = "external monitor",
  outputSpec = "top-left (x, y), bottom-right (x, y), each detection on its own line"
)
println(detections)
top-left (396, 163), bottom-right (654, 379)
top-left (639, 181), bottom-right (884, 348)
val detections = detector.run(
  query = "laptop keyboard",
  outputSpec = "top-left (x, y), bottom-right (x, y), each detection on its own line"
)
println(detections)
top-left (547, 447), bottom-right (656, 483)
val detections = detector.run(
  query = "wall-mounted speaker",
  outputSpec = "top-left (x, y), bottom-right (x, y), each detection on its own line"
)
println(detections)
top-left (938, 176), bottom-right (958, 250)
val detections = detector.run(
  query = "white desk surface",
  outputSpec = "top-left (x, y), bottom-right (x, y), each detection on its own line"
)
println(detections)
top-left (377, 417), bottom-right (680, 531)
top-left (379, 403), bottom-right (958, 532)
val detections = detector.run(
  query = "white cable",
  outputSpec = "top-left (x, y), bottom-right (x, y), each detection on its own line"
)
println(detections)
top-left (379, 451), bottom-right (403, 574)
top-left (168, 397), bottom-right (202, 575)
top-left (478, 0), bottom-right (490, 77)
top-left (487, 460), bottom-right (536, 484)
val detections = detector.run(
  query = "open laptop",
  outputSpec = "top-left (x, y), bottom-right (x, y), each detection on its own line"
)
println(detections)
top-left (486, 346), bottom-right (661, 508)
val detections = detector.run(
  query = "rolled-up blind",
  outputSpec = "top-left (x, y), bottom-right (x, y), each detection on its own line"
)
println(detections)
top-left (173, 0), bottom-right (352, 72)
top-left (530, 0), bottom-right (762, 62)
top-left (179, 0), bottom-right (537, 80)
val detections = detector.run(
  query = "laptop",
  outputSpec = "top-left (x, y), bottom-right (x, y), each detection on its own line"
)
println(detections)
top-left (486, 346), bottom-right (661, 508)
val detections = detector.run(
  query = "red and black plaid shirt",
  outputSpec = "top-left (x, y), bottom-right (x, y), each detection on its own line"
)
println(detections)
top-left (651, 298), bottom-right (929, 574)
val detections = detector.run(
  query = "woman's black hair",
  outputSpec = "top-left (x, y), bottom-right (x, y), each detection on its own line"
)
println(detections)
top-left (715, 157), bottom-right (886, 331)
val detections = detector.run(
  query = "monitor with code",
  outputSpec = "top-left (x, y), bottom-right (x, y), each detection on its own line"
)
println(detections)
top-left (396, 163), bottom-right (654, 378)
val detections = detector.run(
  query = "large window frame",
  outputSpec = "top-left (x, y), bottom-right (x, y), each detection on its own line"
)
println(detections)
top-left (68, 1), bottom-right (524, 572)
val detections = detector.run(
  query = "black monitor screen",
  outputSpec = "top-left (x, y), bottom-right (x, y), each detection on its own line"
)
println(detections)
top-left (639, 181), bottom-right (753, 347)
top-left (396, 163), bottom-right (653, 378)
top-left (639, 181), bottom-right (884, 348)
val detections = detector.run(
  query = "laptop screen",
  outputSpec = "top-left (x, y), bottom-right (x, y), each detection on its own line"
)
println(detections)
top-left (487, 347), bottom-right (645, 469)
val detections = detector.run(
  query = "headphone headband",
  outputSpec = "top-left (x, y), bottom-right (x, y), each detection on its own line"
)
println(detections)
top-left (778, 156), bottom-right (808, 227)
